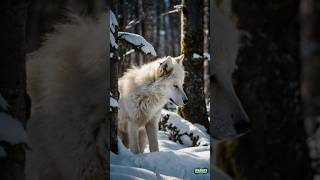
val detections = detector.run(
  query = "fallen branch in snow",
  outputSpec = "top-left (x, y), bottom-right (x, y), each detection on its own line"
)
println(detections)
top-left (159, 110), bottom-right (209, 147)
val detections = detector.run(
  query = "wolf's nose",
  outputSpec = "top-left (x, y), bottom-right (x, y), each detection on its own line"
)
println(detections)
top-left (183, 99), bottom-right (188, 105)
top-left (234, 121), bottom-right (251, 134)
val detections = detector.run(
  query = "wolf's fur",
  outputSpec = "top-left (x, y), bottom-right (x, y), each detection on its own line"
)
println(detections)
top-left (211, 1), bottom-right (249, 179)
top-left (118, 55), bottom-right (187, 154)
top-left (211, 1), bottom-right (250, 141)
top-left (26, 14), bottom-right (107, 180)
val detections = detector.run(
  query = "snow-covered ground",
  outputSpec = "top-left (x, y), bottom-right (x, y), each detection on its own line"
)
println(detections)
top-left (111, 110), bottom-right (210, 180)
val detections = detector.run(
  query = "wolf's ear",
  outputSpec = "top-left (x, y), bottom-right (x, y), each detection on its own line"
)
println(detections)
top-left (157, 57), bottom-right (174, 78)
top-left (174, 54), bottom-right (184, 65)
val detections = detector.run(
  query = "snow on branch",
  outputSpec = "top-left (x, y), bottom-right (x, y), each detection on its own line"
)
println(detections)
top-left (109, 92), bottom-right (119, 111)
top-left (123, 49), bottom-right (135, 57)
top-left (118, 32), bottom-right (157, 57)
top-left (110, 32), bottom-right (118, 49)
top-left (0, 113), bottom-right (26, 145)
top-left (110, 97), bottom-right (119, 108)
top-left (110, 10), bottom-right (119, 49)
top-left (192, 53), bottom-right (210, 61)
top-left (110, 10), bottom-right (118, 34)
top-left (0, 94), bottom-right (8, 111)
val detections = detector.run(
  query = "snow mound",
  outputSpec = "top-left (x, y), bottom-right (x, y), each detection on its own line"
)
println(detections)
top-left (160, 109), bottom-right (210, 146)
top-left (111, 164), bottom-right (180, 180)
top-left (118, 32), bottom-right (157, 56)
top-left (111, 137), bottom-right (210, 180)
top-left (111, 110), bottom-right (210, 180)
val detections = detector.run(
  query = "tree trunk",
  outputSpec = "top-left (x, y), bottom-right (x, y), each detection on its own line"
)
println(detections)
top-left (142, 0), bottom-right (153, 63)
top-left (179, 0), bottom-right (209, 131)
top-left (0, 0), bottom-right (29, 179)
top-left (300, 0), bottom-right (320, 178)
top-left (164, 1), bottom-right (170, 56)
top-left (155, 0), bottom-right (161, 55)
top-left (137, 0), bottom-right (144, 65)
top-left (109, 7), bottom-right (119, 155)
top-left (216, 1), bottom-right (313, 180)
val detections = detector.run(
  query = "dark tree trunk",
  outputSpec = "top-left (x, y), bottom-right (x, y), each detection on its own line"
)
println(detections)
top-left (180, 0), bottom-right (209, 131)
top-left (301, 0), bottom-right (320, 178)
top-left (216, 1), bottom-right (313, 180)
top-left (0, 0), bottom-right (29, 179)
top-left (142, 0), bottom-right (153, 63)
top-left (203, 0), bottom-right (209, 99)
top-left (155, 0), bottom-right (161, 55)
top-left (137, 0), bottom-right (144, 65)
top-left (164, 1), bottom-right (170, 56)
top-left (109, 7), bottom-right (119, 155)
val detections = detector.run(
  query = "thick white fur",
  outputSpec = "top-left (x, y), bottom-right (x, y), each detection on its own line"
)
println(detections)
top-left (118, 55), bottom-right (186, 154)
top-left (26, 14), bottom-right (107, 180)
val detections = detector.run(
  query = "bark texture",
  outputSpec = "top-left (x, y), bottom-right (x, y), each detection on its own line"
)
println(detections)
top-left (180, 0), bottom-right (209, 131)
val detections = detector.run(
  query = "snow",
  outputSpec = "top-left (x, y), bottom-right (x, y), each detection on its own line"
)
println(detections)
top-left (111, 110), bottom-right (210, 179)
top-left (192, 53), bottom-right (202, 59)
top-left (118, 32), bottom-right (157, 56)
top-left (111, 137), bottom-right (210, 180)
top-left (192, 53), bottom-right (210, 61)
top-left (203, 53), bottom-right (210, 61)
top-left (110, 10), bottom-right (118, 33)
top-left (160, 30), bottom-right (166, 36)
top-left (0, 146), bottom-right (7, 159)
top-left (160, 109), bottom-right (210, 146)
top-left (110, 32), bottom-right (119, 49)
top-left (110, 97), bottom-right (119, 108)
top-left (0, 113), bottom-right (26, 144)
top-left (0, 94), bottom-right (8, 110)
top-left (125, 19), bottom-right (140, 30)
top-left (124, 49), bottom-right (135, 57)
top-left (111, 164), bottom-right (180, 180)
top-left (194, 123), bottom-right (208, 134)
top-left (125, 20), bottom-right (136, 29)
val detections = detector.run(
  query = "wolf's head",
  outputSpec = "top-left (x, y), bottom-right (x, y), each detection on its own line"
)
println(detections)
top-left (211, 3), bottom-right (251, 142)
top-left (156, 55), bottom-right (188, 106)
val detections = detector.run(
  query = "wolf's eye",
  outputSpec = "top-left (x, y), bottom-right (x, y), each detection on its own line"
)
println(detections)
top-left (173, 85), bottom-right (179, 89)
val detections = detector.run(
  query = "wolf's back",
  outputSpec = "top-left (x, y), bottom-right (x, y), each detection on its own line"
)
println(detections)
top-left (26, 14), bottom-right (107, 180)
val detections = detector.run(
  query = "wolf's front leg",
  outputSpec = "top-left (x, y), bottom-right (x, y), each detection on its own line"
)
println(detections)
top-left (127, 121), bottom-right (140, 154)
top-left (146, 120), bottom-right (159, 152)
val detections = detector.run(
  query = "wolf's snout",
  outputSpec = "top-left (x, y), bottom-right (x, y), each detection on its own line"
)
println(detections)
top-left (183, 98), bottom-right (188, 105)
top-left (234, 120), bottom-right (251, 134)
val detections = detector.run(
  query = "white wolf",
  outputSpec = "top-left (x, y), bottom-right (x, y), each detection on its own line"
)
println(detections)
top-left (211, 1), bottom-right (251, 180)
top-left (26, 14), bottom-right (107, 180)
top-left (118, 55), bottom-right (188, 154)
